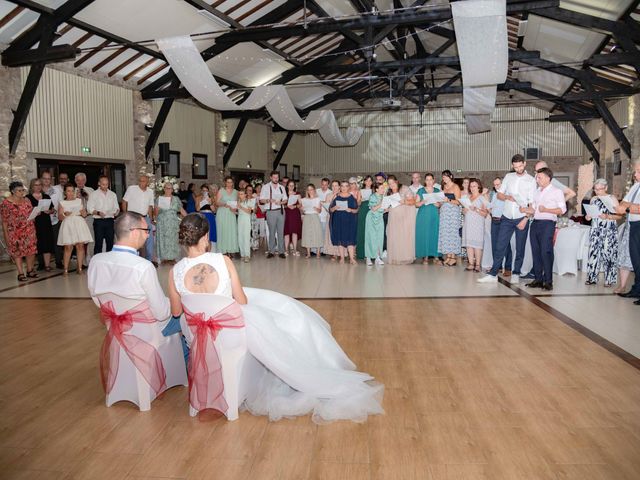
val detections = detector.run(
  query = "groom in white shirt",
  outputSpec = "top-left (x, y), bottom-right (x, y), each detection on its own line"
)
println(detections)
top-left (88, 212), bottom-right (170, 322)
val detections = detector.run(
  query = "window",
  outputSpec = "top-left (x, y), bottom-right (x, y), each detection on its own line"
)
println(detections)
top-left (192, 153), bottom-right (207, 179)
top-left (613, 149), bottom-right (621, 176)
top-left (292, 165), bottom-right (300, 182)
top-left (161, 150), bottom-right (180, 177)
top-left (277, 163), bottom-right (287, 179)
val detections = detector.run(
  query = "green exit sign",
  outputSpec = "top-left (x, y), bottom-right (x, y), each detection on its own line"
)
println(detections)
top-left (81, 146), bottom-right (91, 153)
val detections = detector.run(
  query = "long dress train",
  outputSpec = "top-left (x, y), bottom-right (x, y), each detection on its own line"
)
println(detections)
top-left (174, 253), bottom-right (384, 424)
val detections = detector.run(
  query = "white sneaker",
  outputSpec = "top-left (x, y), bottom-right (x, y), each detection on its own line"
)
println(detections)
top-left (366, 258), bottom-right (373, 266)
top-left (477, 274), bottom-right (498, 283)
top-left (382, 250), bottom-right (388, 259)
top-left (375, 257), bottom-right (384, 265)
top-left (510, 274), bottom-right (520, 284)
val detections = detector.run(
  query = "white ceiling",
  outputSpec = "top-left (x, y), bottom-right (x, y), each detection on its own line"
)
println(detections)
top-left (74, 0), bottom-right (219, 43)
top-left (0, 0), bottom-right (636, 113)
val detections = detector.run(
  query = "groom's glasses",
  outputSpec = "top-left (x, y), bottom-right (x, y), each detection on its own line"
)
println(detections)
top-left (130, 227), bottom-right (151, 233)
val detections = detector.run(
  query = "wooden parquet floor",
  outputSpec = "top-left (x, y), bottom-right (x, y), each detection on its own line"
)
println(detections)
top-left (1, 297), bottom-right (640, 480)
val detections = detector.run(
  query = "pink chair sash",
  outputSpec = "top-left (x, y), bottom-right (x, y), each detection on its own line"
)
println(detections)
top-left (99, 300), bottom-right (167, 396)
top-left (184, 302), bottom-right (245, 413)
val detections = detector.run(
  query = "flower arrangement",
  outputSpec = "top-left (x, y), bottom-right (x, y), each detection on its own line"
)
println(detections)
top-left (250, 177), bottom-right (264, 189)
top-left (155, 176), bottom-right (179, 194)
top-left (356, 175), bottom-right (364, 188)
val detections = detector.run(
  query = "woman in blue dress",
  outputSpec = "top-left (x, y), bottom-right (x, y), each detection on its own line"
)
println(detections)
top-left (415, 173), bottom-right (441, 264)
top-left (185, 183), bottom-right (197, 214)
top-left (330, 181), bottom-right (359, 264)
top-left (195, 183), bottom-right (217, 251)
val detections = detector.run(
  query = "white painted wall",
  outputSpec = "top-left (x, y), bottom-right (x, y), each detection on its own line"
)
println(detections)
top-left (303, 106), bottom-right (583, 175)
top-left (22, 67), bottom-right (134, 161)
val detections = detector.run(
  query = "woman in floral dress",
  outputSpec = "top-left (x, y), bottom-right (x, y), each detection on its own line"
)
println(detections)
top-left (1, 181), bottom-right (38, 281)
top-left (155, 181), bottom-right (186, 263)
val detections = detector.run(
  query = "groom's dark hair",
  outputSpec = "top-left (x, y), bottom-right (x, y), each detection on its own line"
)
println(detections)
top-left (115, 212), bottom-right (145, 241)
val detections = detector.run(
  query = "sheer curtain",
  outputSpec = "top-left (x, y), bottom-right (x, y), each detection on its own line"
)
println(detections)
top-left (157, 36), bottom-right (363, 147)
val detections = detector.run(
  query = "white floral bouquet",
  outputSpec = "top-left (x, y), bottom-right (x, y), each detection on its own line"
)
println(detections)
top-left (250, 177), bottom-right (264, 189)
top-left (356, 175), bottom-right (364, 188)
top-left (155, 176), bottom-right (179, 194)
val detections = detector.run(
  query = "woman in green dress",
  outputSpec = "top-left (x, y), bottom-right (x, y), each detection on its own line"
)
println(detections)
top-left (364, 182), bottom-right (388, 266)
top-left (415, 173), bottom-right (441, 264)
top-left (356, 175), bottom-right (373, 259)
top-left (215, 176), bottom-right (239, 256)
top-left (155, 182), bottom-right (186, 263)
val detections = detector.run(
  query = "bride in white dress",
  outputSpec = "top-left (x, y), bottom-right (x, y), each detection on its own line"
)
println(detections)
top-left (167, 213), bottom-right (384, 424)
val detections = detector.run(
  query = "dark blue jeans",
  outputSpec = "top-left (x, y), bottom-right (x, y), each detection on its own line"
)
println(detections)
top-left (629, 221), bottom-right (640, 295)
top-left (489, 216), bottom-right (529, 276)
top-left (93, 218), bottom-right (114, 256)
top-left (491, 218), bottom-right (513, 271)
top-left (530, 220), bottom-right (556, 284)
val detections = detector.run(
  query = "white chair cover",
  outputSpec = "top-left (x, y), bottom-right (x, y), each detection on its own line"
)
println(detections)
top-left (180, 294), bottom-right (261, 420)
top-left (96, 293), bottom-right (188, 412)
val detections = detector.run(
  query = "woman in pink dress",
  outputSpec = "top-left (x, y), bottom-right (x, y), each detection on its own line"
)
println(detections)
top-left (0, 181), bottom-right (38, 281)
top-left (386, 175), bottom-right (416, 265)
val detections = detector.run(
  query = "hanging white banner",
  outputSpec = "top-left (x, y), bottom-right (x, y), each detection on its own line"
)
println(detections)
top-left (156, 36), bottom-right (363, 147)
top-left (451, 0), bottom-right (508, 88)
top-left (452, 0), bottom-right (508, 134)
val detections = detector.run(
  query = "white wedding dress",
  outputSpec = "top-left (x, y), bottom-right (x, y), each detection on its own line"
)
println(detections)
top-left (173, 252), bottom-right (384, 423)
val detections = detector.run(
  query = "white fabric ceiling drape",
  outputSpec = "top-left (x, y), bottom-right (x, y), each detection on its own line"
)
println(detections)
top-left (452, 0), bottom-right (508, 134)
top-left (157, 36), bottom-right (363, 147)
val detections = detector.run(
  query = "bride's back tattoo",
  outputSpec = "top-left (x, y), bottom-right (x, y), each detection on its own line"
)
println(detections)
top-left (192, 264), bottom-right (214, 286)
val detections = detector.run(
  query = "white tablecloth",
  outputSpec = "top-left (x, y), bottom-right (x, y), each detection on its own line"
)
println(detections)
top-left (481, 221), bottom-right (590, 275)
top-left (553, 225), bottom-right (590, 275)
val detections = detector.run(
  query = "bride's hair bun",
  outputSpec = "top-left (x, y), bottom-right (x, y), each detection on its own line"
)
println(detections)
top-left (178, 213), bottom-right (209, 246)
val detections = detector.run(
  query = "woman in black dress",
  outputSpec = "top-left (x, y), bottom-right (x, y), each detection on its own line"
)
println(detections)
top-left (26, 178), bottom-right (56, 271)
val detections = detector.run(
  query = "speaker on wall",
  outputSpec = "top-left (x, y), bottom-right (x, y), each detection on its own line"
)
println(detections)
top-left (158, 142), bottom-right (170, 164)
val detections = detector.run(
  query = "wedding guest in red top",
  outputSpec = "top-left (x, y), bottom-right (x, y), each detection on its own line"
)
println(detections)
top-left (1, 181), bottom-right (38, 281)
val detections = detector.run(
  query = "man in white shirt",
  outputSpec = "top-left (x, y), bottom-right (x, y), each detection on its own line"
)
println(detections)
top-left (88, 175), bottom-right (120, 255)
top-left (75, 172), bottom-right (96, 265)
top-left (122, 175), bottom-right (156, 263)
top-left (479, 154), bottom-right (536, 284)
top-left (53, 172), bottom-right (69, 198)
top-left (534, 161), bottom-right (576, 202)
top-left (40, 171), bottom-right (63, 269)
top-left (316, 177), bottom-right (332, 256)
top-left (88, 212), bottom-right (169, 319)
top-left (88, 213), bottom-right (185, 386)
top-left (259, 170), bottom-right (288, 258)
top-left (409, 172), bottom-right (423, 194)
top-left (617, 160), bottom-right (640, 303)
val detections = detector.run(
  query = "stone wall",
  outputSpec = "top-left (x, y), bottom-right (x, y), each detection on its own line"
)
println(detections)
top-left (0, 67), bottom-right (30, 193)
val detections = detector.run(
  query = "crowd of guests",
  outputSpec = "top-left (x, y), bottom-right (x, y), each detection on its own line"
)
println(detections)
top-left (1, 159), bottom-right (639, 305)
